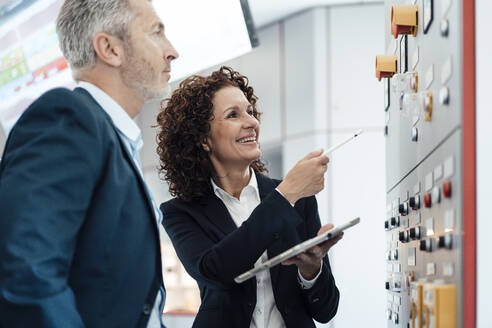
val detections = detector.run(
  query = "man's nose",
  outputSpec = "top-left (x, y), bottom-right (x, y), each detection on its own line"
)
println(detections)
top-left (165, 39), bottom-right (179, 61)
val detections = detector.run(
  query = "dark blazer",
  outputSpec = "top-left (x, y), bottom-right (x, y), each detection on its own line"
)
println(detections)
top-left (0, 88), bottom-right (162, 328)
top-left (160, 172), bottom-right (339, 328)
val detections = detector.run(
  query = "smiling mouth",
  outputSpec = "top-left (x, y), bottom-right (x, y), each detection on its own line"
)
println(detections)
top-left (237, 136), bottom-right (257, 144)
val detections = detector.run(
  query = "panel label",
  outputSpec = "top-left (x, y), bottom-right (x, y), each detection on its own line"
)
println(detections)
top-left (425, 172), bottom-right (434, 191)
top-left (411, 46), bottom-right (419, 70)
top-left (434, 164), bottom-right (443, 182)
top-left (424, 64), bottom-right (434, 89)
top-left (408, 247), bottom-right (416, 266)
top-left (426, 262), bottom-right (436, 275)
top-left (444, 156), bottom-right (455, 178)
top-left (445, 209), bottom-right (456, 231)
top-left (441, 56), bottom-right (453, 84)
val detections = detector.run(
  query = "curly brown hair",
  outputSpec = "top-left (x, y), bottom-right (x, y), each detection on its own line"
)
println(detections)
top-left (156, 66), bottom-right (267, 202)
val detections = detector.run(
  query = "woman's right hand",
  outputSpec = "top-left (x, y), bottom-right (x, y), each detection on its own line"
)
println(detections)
top-left (277, 149), bottom-right (329, 204)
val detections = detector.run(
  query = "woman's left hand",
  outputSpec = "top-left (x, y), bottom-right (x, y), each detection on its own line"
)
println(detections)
top-left (281, 224), bottom-right (343, 280)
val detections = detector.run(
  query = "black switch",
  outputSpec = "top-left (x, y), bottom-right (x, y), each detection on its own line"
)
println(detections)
top-left (409, 196), bottom-right (420, 210)
top-left (385, 281), bottom-right (390, 290)
top-left (419, 239), bottom-right (427, 251)
top-left (399, 202), bottom-right (409, 216)
top-left (420, 238), bottom-right (434, 252)
top-left (385, 220), bottom-right (389, 230)
top-left (438, 236), bottom-right (445, 248)
top-left (390, 217), bottom-right (396, 227)
top-left (438, 235), bottom-right (453, 249)
top-left (409, 226), bottom-right (421, 240)
top-left (399, 231), bottom-right (409, 243)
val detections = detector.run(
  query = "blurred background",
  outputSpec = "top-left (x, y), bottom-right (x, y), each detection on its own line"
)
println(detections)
top-left (0, 0), bottom-right (489, 327)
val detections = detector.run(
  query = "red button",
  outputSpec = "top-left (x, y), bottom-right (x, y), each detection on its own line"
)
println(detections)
top-left (443, 180), bottom-right (452, 198)
top-left (424, 193), bottom-right (431, 208)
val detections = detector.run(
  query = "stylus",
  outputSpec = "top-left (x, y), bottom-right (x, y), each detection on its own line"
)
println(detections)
top-left (323, 129), bottom-right (363, 156)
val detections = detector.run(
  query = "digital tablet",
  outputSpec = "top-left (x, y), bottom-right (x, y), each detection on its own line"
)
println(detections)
top-left (234, 217), bottom-right (360, 283)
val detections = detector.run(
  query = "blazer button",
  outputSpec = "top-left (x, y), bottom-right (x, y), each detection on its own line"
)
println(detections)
top-left (142, 303), bottom-right (152, 315)
top-left (273, 232), bottom-right (280, 239)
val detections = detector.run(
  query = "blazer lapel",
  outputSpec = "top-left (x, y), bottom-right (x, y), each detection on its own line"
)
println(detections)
top-left (115, 134), bottom-right (157, 225)
top-left (199, 194), bottom-right (238, 237)
top-left (255, 172), bottom-right (284, 285)
top-left (75, 88), bottom-right (158, 229)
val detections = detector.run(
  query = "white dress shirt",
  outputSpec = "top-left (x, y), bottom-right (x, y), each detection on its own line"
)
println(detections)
top-left (211, 171), bottom-right (322, 328)
top-left (78, 82), bottom-right (165, 328)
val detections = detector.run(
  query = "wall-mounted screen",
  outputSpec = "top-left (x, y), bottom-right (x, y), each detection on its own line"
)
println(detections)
top-left (156, 0), bottom-right (258, 82)
top-left (0, 0), bottom-right (71, 135)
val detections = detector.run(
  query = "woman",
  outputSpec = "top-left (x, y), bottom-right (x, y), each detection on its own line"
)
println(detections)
top-left (156, 66), bottom-right (341, 327)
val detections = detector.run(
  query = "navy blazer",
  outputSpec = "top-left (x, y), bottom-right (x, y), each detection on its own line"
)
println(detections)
top-left (161, 172), bottom-right (339, 328)
top-left (0, 88), bottom-right (162, 327)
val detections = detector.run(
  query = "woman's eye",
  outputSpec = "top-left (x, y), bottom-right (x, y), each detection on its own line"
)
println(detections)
top-left (227, 112), bottom-right (237, 118)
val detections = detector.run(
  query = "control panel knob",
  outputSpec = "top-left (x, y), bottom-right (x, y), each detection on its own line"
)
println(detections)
top-left (431, 186), bottom-right (441, 204)
top-left (410, 227), bottom-right (421, 240)
top-left (385, 220), bottom-right (389, 230)
top-left (392, 312), bottom-right (399, 325)
top-left (399, 202), bottom-right (409, 216)
top-left (440, 19), bottom-right (450, 37)
top-left (420, 238), bottom-right (433, 252)
top-left (385, 281), bottom-right (390, 290)
top-left (424, 91), bottom-right (433, 121)
top-left (391, 249), bottom-right (399, 260)
top-left (390, 5), bottom-right (419, 38)
top-left (443, 180), bottom-right (452, 198)
top-left (424, 193), bottom-right (432, 208)
top-left (390, 217), bottom-right (397, 227)
top-left (411, 127), bottom-right (419, 142)
top-left (419, 239), bottom-right (426, 251)
top-left (438, 234), bottom-right (453, 249)
top-left (375, 55), bottom-right (397, 81)
top-left (439, 86), bottom-right (450, 105)
top-left (410, 72), bottom-right (418, 93)
top-left (409, 195), bottom-right (420, 210)
top-left (399, 231), bottom-right (409, 243)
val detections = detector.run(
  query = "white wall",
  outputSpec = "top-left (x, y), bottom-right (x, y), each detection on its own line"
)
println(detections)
top-left (476, 0), bottom-right (492, 327)
top-left (282, 7), bottom-right (331, 223)
top-left (326, 4), bottom-right (386, 328)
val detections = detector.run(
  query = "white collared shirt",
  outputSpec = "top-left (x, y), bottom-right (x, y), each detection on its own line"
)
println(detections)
top-left (78, 82), bottom-right (165, 328)
top-left (211, 172), bottom-right (286, 328)
top-left (211, 172), bottom-right (323, 328)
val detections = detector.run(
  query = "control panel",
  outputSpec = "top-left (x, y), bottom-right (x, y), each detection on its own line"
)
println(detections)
top-left (375, 1), bottom-right (476, 327)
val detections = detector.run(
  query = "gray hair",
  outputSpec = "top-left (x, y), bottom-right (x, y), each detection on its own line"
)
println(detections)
top-left (56, 0), bottom-right (136, 76)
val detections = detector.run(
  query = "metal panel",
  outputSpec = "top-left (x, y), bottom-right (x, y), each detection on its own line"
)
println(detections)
top-left (380, 0), bottom-right (476, 327)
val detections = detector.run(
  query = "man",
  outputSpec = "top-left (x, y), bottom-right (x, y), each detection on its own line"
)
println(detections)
top-left (0, 0), bottom-right (178, 327)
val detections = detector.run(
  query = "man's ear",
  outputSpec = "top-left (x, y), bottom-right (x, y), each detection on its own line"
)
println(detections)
top-left (92, 32), bottom-right (125, 68)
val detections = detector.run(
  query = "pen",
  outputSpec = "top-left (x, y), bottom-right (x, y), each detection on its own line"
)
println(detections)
top-left (323, 129), bottom-right (363, 156)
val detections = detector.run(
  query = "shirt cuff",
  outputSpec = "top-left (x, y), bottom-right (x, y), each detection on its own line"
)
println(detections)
top-left (275, 188), bottom-right (295, 206)
top-left (297, 263), bottom-right (323, 289)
